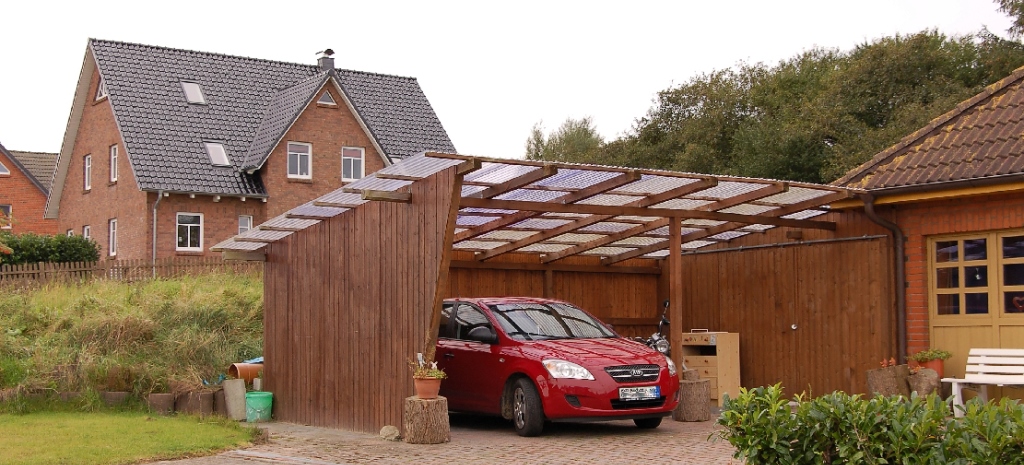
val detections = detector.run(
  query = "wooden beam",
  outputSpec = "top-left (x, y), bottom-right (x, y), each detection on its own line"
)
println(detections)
top-left (694, 182), bottom-right (788, 211)
top-left (466, 164), bottom-right (558, 199)
top-left (456, 158), bottom-right (482, 175)
top-left (625, 178), bottom-right (719, 205)
top-left (449, 260), bottom-right (661, 275)
top-left (425, 166), bottom-right (466, 363)
top-left (374, 172), bottom-right (421, 181)
top-left (541, 218), bottom-right (670, 263)
top-left (314, 199), bottom-right (366, 208)
top-left (361, 190), bottom-right (412, 203)
top-left (222, 251), bottom-right (266, 261)
top-left (453, 171), bottom-right (641, 242)
top-left (458, 197), bottom-right (837, 230)
top-left (668, 218), bottom-right (684, 369)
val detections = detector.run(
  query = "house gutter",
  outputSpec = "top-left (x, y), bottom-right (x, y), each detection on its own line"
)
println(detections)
top-left (860, 193), bottom-right (906, 363)
top-left (152, 190), bottom-right (164, 279)
top-left (868, 173), bottom-right (1024, 196)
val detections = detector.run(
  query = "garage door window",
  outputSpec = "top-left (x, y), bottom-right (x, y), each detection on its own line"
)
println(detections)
top-left (930, 232), bottom-right (1024, 316)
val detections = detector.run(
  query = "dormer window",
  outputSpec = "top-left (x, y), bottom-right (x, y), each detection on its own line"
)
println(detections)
top-left (0, 160), bottom-right (9, 175)
top-left (95, 77), bottom-right (108, 101)
top-left (317, 91), bottom-right (337, 106)
top-left (181, 81), bottom-right (207, 104)
top-left (203, 142), bottom-right (231, 166)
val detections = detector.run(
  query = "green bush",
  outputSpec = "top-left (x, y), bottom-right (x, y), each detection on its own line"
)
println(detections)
top-left (0, 232), bottom-right (99, 265)
top-left (717, 384), bottom-right (1024, 464)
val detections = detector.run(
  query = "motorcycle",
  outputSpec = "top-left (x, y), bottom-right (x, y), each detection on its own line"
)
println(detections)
top-left (635, 299), bottom-right (671, 355)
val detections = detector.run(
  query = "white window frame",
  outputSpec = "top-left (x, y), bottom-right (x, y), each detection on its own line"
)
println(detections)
top-left (203, 142), bottom-right (231, 167)
top-left (342, 146), bottom-right (365, 182)
top-left (0, 205), bottom-right (11, 229)
top-left (287, 142), bottom-right (312, 179)
top-left (109, 145), bottom-right (118, 182)
top-left (238, 215), bottom-right (253, 235)
top-left (67, 229), bottom-right (74, 237)
top-left (108, 219), bottom-right (117, 257)
top-left (317, 91), bottom-right (337, 106)
top-left (0, 160), bottom-right (9, 175)
top-left (84, 155), bottom-right (92, 190)
top-left (176, 212), bottom-right (204, 252)
top-left (95, 77), bottom-right (108, 101)
top-left (83, 225), bottom-right (91, 240)
top-left (180, 81), bottom-right (207, 104)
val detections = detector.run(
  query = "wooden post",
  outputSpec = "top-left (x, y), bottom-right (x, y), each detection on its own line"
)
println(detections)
top-left (669, 218), bottom-right (684, 370)
top-left (403, 396), bottom-right (450, 444)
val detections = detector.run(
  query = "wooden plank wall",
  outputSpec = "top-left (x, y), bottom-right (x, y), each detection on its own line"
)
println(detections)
top-left (677, 235), bottom-right (894, 396)
top-left (446, 253), bottom-right (662, 338)
top-left (263, 166), bottom-right (458, 433)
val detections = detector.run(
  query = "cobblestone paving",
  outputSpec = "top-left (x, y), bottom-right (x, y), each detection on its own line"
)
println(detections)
top-left (160, 414), bottom-right (740, 465)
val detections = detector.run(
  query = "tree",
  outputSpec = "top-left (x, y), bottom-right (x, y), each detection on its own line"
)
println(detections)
top-left (524, 117), bottom-right (604, 163)
top-left (997, 0), bottom-right (1024, 38)
top-left (585, 29), bottom-right (1024, 183)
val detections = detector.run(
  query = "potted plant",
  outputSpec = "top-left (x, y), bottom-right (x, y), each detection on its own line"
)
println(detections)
top-left (410, 355), bottom-right (446, 399)
top-left (908, 348), bottom-right (952, 378)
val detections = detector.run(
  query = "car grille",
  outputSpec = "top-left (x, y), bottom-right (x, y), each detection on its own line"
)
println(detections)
top-left (604, 364), bottom-right (660, 383)
top-left (610, 397), bottom-right (666, 410)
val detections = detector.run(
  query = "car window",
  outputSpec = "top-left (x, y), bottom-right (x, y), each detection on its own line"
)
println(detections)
top-left (453, 304), bottom-right (492, 341)
top-left (438, 303), bottom-right (455, 339)
top-left (490, 302), bottom-right (615, 340)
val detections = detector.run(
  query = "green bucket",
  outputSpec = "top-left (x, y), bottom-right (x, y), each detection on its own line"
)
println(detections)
top-left (245, 391), bottom-right (273, 422)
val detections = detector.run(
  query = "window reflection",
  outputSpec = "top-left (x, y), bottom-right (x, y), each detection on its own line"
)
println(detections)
top-left (1004, 236), bottom-right (1024, 259)
top-left (936, 268), bottom-right (959, 288)
top-left (965, 293), bottom-right (988, 314)
top-left (964, 266), bottom-right (987, 287)
top-left (936, 241), bottom-right (958, 262)
top-left (1005, 264), bottom-right (1024, 286)
top-left (963, 239), bottom-right (987, 261)
top-left (937, 294), bottom-right (959, 315)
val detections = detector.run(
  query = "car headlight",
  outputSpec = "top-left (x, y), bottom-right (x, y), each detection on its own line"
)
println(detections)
top-left (542, 359), bottom-right (595, 380)
top-left (653, 338), bottom-right (671, 354)
top-left (664, 355), bottom-right (677, 377)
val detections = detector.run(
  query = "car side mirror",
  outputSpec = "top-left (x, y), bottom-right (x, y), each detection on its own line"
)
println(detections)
top-left (466, 326), bottom-right (498, 344)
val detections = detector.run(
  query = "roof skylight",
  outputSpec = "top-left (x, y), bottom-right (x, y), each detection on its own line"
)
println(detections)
top-left (203, 142), bottom-right (230, 166)
top-left (181, 81), bottom-right (207, 104)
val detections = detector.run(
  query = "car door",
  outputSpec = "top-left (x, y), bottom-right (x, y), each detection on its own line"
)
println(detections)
top-left (436, 302), bottom-right (504, 414)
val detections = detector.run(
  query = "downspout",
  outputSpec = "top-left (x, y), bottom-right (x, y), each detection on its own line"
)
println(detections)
top-left (861, 193), bottom-right (907, 363)
top-left (152, 190), bottom-right (164, 279)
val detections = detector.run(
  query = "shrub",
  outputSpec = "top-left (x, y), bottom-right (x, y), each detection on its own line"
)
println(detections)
top-left (717, 384), bottom-right (1024, 464)
top-left (0, 233), bottom-right (100, 265)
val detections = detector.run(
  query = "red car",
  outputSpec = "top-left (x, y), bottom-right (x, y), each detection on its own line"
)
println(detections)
top-left (436, 297), bottom-right (680, 436)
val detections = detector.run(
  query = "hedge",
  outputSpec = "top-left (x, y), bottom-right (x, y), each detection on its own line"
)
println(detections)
top-left (717, 384), bottom-right (1024, 464)
top-left (0, 233), bottom-right (100, 265)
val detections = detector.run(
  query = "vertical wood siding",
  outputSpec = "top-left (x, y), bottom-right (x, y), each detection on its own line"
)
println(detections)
top-left (678, 236), bottom-right (895, 396)
top-left (263, 166), bottom-right (458, 433)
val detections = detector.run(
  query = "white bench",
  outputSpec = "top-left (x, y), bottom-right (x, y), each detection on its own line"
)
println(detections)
top-left (941, 348), bottom-right (1024, 417)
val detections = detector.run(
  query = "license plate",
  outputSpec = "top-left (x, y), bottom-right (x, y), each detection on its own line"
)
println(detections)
top-left (618, 386), bottom-right (660, 401)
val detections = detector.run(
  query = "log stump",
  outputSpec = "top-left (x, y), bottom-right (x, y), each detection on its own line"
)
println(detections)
top-left (403, 396), bottom-right (450, 444)
top-left (673, 378), bottom-right (711, 422)
top-left (908, 368), bottom-right (940, 396)
top-left (681, 369), bottom-right (700, 381)
top-left (866, 365), bottom-right (911, 397)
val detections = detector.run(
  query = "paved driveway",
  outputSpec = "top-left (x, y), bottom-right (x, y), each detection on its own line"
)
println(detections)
top-left (162, 414), bottom-right (739, 465)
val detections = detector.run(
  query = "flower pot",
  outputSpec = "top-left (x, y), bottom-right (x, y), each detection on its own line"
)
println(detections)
top-left (413, 377), bottom-right (442, 399)
top-left (918, 359), bottom-right (945, 379)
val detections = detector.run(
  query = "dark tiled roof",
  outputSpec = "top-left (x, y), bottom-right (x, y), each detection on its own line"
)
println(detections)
top-left (9, 150), bottom-right (58, 192)
top-left (242, 73), bottom-right (329, 169)
top-left (90, 39), bottom-right (456, 196)
top-left (835, 67), bottom-right (1024, 190)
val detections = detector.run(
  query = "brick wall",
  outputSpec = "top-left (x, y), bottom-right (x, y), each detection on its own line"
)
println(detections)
top-left (0, 151), bottom-right (57, 235)
top-left (261, 82), bottom-right (386, 218)
top-left (56, 64), bottom-right (148, 259)
top-left (152, 193), bottom-right (263, 259)
top-left (890, 192), bottom-right (1024, 354)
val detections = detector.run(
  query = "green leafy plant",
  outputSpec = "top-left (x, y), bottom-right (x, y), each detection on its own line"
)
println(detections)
top-left (0, 232), bottom-right (100, 265)
top-left (908, 348), bottom-right (952, 363)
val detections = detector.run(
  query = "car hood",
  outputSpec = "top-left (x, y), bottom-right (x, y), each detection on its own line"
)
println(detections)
top-left (517, 337), bottom-right (665, 367)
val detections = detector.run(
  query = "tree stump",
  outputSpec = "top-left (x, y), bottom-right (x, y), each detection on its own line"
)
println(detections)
top-left (681, 369), bottom-right (700, 381)
top-left (673, 379), bottom-right (711, 422)
top-left (403, 396), bottom-right (450, 444)
top-left (866, 364), bottom-right (911, 397)
top-left (908, 368), bottom-right (940, 396)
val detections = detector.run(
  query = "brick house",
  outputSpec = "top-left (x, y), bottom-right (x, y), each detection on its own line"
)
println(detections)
top-left (833, 66), bottom-right (1024, 371)
top-left (0, 142), bottom-right (58, 235)
top-left (45, 40), bottom-right (456, 260)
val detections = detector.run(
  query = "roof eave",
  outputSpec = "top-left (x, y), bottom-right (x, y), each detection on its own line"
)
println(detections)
top-left (0, 143), bottom-right (48, 195)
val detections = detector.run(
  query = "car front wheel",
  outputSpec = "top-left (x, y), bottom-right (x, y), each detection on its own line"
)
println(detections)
top-left (634, 417), bottom-right (662, 429)
top-left (512, 378), bottom-right (544, 436)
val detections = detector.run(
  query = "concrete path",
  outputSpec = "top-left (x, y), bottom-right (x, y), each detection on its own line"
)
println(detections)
top-left (161, 414), bottom-right (740, 465)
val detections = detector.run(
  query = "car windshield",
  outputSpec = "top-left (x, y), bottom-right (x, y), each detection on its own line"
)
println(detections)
top-left (488, 302), bottom-right (616, 340)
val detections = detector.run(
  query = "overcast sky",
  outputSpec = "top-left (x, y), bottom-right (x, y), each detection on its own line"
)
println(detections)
top-left (0, 1), bottom-right (1013, 159)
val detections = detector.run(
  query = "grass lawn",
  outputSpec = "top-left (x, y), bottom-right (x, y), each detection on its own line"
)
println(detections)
top-left (0, 411), bottom-right (256, 465)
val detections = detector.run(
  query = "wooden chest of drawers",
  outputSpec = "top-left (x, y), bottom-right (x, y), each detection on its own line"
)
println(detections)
top-left (679, 332), bottom-right (739, 406)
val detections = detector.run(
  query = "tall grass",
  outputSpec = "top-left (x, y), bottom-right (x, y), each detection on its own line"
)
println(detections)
top-left (0, 273), bottom-right (263, 399)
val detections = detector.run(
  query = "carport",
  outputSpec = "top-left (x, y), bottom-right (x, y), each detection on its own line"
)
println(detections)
top-left (213, 152), bottom-right (862, 433)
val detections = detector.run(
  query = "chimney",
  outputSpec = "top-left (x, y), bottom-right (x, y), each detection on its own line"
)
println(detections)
top-left (317, 48), bottom-right (335, 72)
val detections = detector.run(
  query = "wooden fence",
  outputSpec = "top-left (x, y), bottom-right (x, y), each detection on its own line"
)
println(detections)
top-left (0, 256), bottom-right (262, 288)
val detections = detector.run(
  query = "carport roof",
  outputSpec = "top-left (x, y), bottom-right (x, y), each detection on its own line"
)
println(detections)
top-left (212, 153), bottom-right (859, 264)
